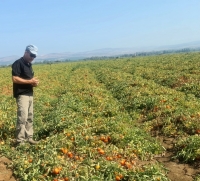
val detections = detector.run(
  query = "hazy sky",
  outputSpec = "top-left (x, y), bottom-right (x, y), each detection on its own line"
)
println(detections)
top-left (0, 0), bottom-right (200, 57)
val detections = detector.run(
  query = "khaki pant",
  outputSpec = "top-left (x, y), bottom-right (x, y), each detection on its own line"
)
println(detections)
top-left (16, 95), bottom-right (33, 142)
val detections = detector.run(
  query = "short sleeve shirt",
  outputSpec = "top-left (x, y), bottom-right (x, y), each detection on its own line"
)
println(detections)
top-left (12, 57), bottom-right (34, 98)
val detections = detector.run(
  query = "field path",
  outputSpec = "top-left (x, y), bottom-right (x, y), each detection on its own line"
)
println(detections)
top-left (0, 156), bottom-right (16, 181)
top-left (154, 136), bottom-right (200, 181)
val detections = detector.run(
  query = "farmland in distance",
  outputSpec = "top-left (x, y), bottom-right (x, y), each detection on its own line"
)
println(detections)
top-left (0, 52), bottom-right (200, 180)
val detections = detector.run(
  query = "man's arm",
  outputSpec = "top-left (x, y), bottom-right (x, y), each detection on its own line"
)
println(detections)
top-left (12, 76), bottom-right (39, 86)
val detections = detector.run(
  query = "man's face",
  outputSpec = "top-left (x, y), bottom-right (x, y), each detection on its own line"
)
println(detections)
top-left (25, 51), bottom-right (36, 63)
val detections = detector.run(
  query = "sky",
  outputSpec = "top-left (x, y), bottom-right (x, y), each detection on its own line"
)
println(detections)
top-left (0, 0), bottom-right (200, 57)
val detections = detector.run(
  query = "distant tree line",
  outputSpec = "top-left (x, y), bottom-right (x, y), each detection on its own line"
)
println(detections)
top-left (1, 47), bottom-right (200, 67)
top-left (83, 47), bottom-right (200, 61)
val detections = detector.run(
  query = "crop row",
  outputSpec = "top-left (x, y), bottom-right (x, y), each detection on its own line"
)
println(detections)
top-left (0, 63), bottom-right (168, 180)
top-left (88, 59), bottom-right (200, 163)
top-left (1, 52), bottom-right (200, 180)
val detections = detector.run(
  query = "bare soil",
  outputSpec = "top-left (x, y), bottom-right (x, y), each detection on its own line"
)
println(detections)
top-left (0, 136), bottom-right (200, 181)
top-left (154, 136), bottom-right (200, 181)
top-left (0, 156), bottom-right (16, 181)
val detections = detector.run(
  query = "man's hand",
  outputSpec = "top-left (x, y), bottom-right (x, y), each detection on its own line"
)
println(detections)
top-left (31, 83), bottom-right (38, 87)
top-left (31, 77), bottom-right (39, 87)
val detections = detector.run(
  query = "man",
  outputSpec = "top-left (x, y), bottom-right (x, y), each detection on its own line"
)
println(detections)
top-left (12, 44), bottom-right (39, 145)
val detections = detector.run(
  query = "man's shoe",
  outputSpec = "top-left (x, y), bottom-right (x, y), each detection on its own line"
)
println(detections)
top-left (28, 139), bottom-right (39, 145)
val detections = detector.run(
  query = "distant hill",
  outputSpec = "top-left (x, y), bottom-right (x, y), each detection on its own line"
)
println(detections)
top-left (1, 41), bottom-right (200, 66)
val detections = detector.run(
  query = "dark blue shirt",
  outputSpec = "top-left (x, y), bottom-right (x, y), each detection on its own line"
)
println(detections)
top-left (12, 57), bottom-right (34, 98)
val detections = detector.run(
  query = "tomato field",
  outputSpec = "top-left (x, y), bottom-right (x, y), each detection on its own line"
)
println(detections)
top-left (0, 52), bottom-right (200, 180)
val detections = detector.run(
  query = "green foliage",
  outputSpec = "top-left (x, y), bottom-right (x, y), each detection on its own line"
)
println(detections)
top-left (1, 52), bottom-right (200, 180)
top-left (174, 135), bottom-right (200, 162)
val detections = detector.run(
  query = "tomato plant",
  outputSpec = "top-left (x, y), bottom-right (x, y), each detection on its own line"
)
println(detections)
top-left (1, 52), bottom-right (200, 180)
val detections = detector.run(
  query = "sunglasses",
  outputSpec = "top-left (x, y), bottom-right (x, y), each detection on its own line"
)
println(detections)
top-left (30, 53), bottom-right (36, 58)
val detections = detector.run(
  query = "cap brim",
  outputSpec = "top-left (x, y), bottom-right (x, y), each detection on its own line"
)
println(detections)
top-left (29, 51), bottom-right (37, 55)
